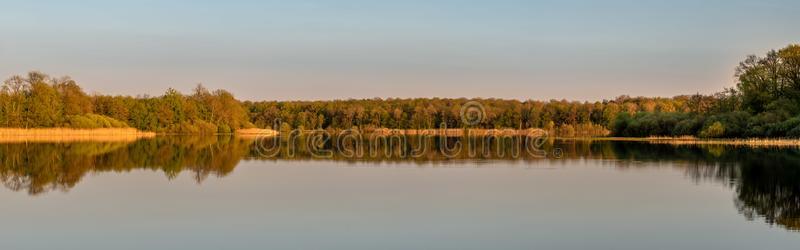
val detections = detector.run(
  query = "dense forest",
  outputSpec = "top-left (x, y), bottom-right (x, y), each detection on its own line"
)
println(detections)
top-left (1, 44), bottom-right (798, 138)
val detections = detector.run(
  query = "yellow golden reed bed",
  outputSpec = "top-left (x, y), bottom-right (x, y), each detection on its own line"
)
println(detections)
top-left (0, 128), bottom-right (156, 143)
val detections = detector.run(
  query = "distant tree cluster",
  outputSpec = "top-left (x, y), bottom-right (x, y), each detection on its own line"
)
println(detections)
top-left (613, 44), bottom-right (800, 138)
top-left (0, 72), bottom-right (126, 129)
top-left (91, 85), bottom-right (251, 133)
top-left (0, 72), bottom-right (251, 133)
top-left (244, 95), bottom-right (708, 137)
top-left (2, 44), bottom-right (799, 138)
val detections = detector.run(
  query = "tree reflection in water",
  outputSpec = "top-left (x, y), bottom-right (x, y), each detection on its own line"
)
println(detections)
top-left (0, 136), bottom-right (251, 195)
top-left (0, 136), bottom-right (798, 231)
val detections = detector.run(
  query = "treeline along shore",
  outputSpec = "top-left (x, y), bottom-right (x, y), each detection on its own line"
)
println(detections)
top-left (1, 44), bottom-right (800, 141)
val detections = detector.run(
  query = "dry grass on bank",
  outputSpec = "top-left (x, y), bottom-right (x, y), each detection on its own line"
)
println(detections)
top-left (649, 138), bottom-right (800, 147)
top-left (234, 128), bottom-right (279, 137)
top-left (0, 128), bottom-right (156, 143)
top-left (370, 128), bottom-right (547, 137)
top-left (563, 136), bottom-right (800, 147)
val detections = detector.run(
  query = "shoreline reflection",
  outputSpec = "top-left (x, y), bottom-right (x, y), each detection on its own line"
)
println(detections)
top-left (0, 136), bottom-right (798, 231)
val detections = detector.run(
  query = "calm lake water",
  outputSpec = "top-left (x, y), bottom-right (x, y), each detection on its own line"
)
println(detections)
top-left (1, 136), bottom-right (798, 250)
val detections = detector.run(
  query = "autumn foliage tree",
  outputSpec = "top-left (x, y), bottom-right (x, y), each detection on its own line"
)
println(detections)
top-left (0, 72), bottom-right (251, 133)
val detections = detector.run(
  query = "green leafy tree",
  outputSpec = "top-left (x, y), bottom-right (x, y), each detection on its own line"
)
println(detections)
top-left (25, 77), bottom-right (63, 127)
top-left (700, 122), bottom-right (725, 138)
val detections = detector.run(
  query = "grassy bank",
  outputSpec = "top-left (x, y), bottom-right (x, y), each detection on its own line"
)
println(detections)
top-left (0, 128), bottom-right (282, 142)
top-left (369, 128), bottom-right (547, 137)
top-left (234, 128), bottom-right (279, 138)
top-left (562, 136), bottom-right (800, 147)
top-left (0, 128), bottom-right (156, 142)
top-left (2, 127), bottom-right (798, 147)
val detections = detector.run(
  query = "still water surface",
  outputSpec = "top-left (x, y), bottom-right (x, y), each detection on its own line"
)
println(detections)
top-left (0, 136), bottom-right (798, 249)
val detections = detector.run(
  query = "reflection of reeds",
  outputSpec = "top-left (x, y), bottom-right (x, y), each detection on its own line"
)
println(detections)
top-left (0, 128), bottom-right (155, 142)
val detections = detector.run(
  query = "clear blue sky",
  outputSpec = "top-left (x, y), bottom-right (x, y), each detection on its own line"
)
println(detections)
top-left (1, 0), bottom-right (798, 101)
